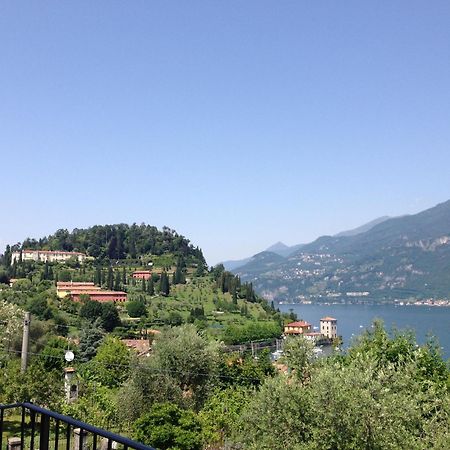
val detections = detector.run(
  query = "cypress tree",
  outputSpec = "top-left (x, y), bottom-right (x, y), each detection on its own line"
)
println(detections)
top-left (44, 260), bottom-right (49, 280)
top-left (94, 266), bottom-right (101, 286)
top-left (107, 267), bottom-right (113, 290)
top-left (12, 260), bottom-right (17, 278)
top-left (122, 266), bottom-right (127, 285)
top-left (4, 245), bottom-right (11, 267)
top-left (114, 271), bottom-right (121, 291)
top-left (159, 271), bottom-right (170, 296)
top-left (142, 278), bottom-right (146, 292)
top-left (147, 277), bottom-right (154, 295)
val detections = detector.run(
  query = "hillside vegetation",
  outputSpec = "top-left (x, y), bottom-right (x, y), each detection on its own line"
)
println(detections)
top-left (5, 223), bottom-right (205, 264)
top-left (0, 223), bottom-right (449, 449)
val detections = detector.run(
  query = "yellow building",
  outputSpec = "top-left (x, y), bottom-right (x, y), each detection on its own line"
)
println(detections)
top-left (284, 321), bottom-right (312, 335)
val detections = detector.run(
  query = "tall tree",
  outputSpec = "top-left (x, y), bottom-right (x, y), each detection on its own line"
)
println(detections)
top-left (114, 271), bottom-right (121, 291)
top-left (159, 271), bottom-right (170, 296)
top-left (94, 266), bottom-right (101, 286)
top-left (107, 267), bottom-right (113, 290)
top-left (147, 277), bottom-right (154, 296)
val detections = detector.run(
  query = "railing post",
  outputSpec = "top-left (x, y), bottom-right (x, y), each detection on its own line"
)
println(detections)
top-left (7, 438), bottom-right (22, 450)
top-left (40, 413), bottom-right (50, 450)
top-left (73, 428), bottom-right (88, 450)
top-left (0, 408), bottom-right (4, 450)
top-left (20, 406), bottom-right (25, 450)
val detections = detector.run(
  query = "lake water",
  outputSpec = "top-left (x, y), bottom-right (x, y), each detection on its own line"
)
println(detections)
top-left (278, 303), bottom-right (450, 360)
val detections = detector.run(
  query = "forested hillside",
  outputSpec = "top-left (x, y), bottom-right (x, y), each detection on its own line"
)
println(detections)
top-left (5, 223), bottom-right (205, 265)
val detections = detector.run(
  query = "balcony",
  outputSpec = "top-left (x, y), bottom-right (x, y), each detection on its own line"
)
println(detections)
top-left (0, 403), bottom-right (154, 450)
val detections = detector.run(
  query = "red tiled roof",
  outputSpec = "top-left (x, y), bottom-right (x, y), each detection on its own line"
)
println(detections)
top-left (320, 317), bottom-right (337, 321)
top-left (286, 321), bottom-right (311, 327)
top-left (133, 271), bottom-right (152, 274)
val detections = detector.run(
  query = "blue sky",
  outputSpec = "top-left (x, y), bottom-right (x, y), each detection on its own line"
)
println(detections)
top-left (1, 1), bottom-right (449, 264)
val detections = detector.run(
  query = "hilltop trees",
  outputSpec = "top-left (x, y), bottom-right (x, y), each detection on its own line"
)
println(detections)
top-left (17, 224), bottom-right (206, 265)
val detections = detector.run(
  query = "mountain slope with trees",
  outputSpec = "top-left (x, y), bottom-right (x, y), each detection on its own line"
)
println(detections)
top-left (235, 200), bottom-right (450, 302)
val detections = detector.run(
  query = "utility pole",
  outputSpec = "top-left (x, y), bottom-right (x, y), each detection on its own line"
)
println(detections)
top-left (21, 312), bottom-right (31, 373)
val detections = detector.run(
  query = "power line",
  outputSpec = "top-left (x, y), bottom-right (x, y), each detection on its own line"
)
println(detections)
top-left (0, 348), bottom-right (272, 383)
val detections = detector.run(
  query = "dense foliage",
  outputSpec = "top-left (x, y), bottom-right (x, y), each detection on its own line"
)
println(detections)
top-left (5, 223), bottom-right (205, 264)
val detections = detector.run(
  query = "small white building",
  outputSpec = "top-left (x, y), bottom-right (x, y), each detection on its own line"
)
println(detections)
top-left (320, 316), bottom-right (337, 339)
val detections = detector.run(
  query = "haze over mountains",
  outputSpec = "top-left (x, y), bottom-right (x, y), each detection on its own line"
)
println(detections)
top-left (230, 201), bottom-right (450, 303)
top-left (222, 216), bottom-right (390, 271)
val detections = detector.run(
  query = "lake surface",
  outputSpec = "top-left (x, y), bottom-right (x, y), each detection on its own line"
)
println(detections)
top-left (278, 303), bottom-right (450, 360)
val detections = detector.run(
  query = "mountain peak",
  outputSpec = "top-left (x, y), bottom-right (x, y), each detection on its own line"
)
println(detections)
top-left (265, 241), bottom-right (289, 252)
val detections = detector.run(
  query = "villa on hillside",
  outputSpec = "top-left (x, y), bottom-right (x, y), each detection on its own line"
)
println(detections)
top-left (56, 281), bottom-right (127, 303)
top-left (132, 270), bottom-right (152, 280)
top-left (11, 249), bottom-right (87, 265)
top-left (284, 320), bottom-right (312, 335)
top-left (56, 282), bottom-right (101, 298)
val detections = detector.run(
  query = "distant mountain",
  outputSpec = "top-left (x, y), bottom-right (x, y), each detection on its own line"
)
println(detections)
top-left (234, 200), bottom-right (450, 302)
top-left (233, 251), bottom-right (286, 276)
top-left (221, 257), bottom-right (252, 271)
top-left (265, 241), bottom-right (290, 253)
top-left (221, 242), bottom-right (304, 271)
top-left (334, 216), bottom-right (390, 237)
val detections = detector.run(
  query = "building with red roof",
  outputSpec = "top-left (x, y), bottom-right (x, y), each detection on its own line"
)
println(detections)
top-left (284, 320), bottom-right (312, 335)
top-left (132, 270), bottom-right (152, 280)
top-left (70, 290), bottom-right (127, 303)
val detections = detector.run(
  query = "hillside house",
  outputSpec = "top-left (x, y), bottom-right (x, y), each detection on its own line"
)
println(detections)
top-left (284, 320), bottom-right (312, 335)
top-left (132, 270), bottom-right (152, 280)
top-left (70, 290), bottom-right (127, 303)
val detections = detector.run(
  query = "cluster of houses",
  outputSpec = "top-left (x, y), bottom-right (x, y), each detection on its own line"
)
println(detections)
top-left (56, 281), bottom-right (128, 303)
top-left (283, 316), bottom-right (338, 341)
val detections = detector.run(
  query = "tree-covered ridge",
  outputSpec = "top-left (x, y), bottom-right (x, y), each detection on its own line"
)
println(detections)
top-left (11, 223), bottom-right (205, 264)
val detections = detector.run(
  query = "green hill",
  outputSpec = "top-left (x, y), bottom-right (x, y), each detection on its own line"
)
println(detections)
top-left (4, 223), bottom-right (205, 266)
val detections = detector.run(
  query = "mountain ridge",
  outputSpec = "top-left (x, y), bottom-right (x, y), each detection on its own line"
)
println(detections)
top-left (233, 200), bottom-right (450, 302)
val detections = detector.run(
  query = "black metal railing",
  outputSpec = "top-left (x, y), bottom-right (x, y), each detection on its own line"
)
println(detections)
top-left (0, 403), bottom-right (154, 450)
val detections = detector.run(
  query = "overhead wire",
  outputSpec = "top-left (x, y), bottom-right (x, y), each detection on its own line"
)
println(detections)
top-left (0, 347), bottom-right (274, 384)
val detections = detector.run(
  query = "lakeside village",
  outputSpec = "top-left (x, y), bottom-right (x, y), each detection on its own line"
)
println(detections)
top-left (282, 294), bottom-right (450, 307)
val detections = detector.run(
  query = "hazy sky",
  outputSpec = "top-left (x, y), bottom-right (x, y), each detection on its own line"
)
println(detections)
top-left (1, 1), bottom-right (449, 265)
